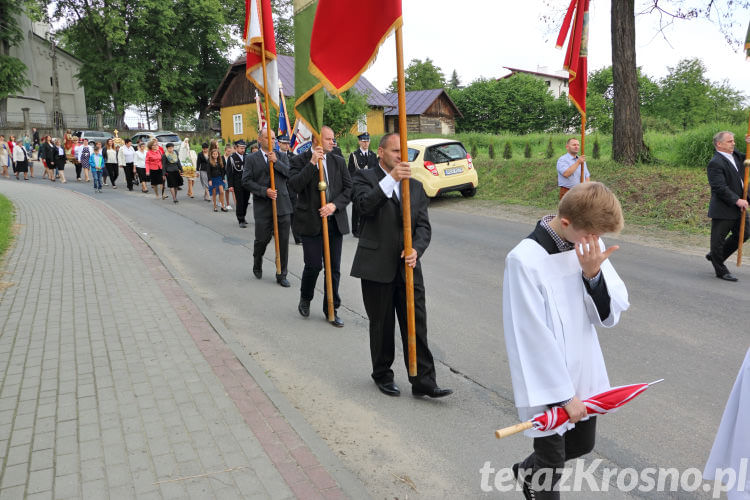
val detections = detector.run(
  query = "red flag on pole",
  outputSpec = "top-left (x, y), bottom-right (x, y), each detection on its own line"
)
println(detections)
top-left (556, 0), bottom-right (589, 117)
top-left (309, 0), bottom-right (402, 94)
top-left (245, 0), bottom-right (279, 109)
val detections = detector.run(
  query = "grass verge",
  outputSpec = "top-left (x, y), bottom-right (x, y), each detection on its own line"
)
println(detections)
top-left (0, 194), bottom-right (14, 259)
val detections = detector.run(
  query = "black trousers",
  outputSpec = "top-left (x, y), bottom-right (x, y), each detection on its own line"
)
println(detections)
top-left (709, 215), bottom-right (750, 276)
top-left (123, 162), bottom-right (135, 190)
top-left (253, 213), bottom-right (290, 278)
top-left (351, 204), bottom-right (361, 236)
top-left (517, 417), bottom-right (597, 499)
top-left (75, 162), bottom-right (82, 179)
top-left (300, 220), bottom-right (342, 311)
top-left (235, 186), bottom-right (250, 223)
top-left (361, 272), bottom-right (436, 389)
top-left (106, 163), bottom-right (118, 186)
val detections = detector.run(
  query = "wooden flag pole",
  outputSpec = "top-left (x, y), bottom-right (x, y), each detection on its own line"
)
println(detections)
top-left (395, 26), bottom-right (417, 377)
top-left (314, 130), bottom-right (335, 322)
top-left (259, 26), bottom-right (281, 275)
top-left (737, 115), bottom-right (750, 266)
top-left (495, 421), bottom-right (534, 440)
top-left (580, 115), bottom-right (586, 183)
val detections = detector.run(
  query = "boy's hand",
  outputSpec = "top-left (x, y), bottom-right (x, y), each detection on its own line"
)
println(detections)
top-left (576, 235), bottom-right (618, 279)
top-left (563, 397), bottom-right (587, 423)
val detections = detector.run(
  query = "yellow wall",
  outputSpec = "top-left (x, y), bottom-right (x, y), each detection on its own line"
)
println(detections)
top-left (220, 104), bottom-right (260, 143)
top-left (348, 108), bottom-right (385, 136)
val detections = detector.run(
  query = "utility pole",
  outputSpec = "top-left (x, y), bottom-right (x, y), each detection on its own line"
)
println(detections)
top-left (49, 32), bottom-right (63, 137)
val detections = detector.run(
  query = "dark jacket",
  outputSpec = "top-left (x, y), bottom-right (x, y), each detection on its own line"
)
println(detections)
top-left (196, 151), bottom-right (210, 172)
top-left (226, 152), bottom-right (245, 189)
top-left (242, 150), bottom-right (293, 217)
top-left (206, 157), bottom-right (226, 179)
top-left (289, 149), bottom-right (352, 237)
top-left (350, 167), bottom-right (431, 284)
top-left (347, 149), bottom-right (378, 176)
top-left (707, 150), bottom-right (748, 220)
top-left (162, 153), bottom-right (182, 173)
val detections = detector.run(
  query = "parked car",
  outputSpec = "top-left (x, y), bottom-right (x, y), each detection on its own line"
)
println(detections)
top-left (130, 131), bottom-right (181, 149)
top-left (406, 138), bottom-right (478, 197)
top-left (74, 130), bottom-right (114, 144)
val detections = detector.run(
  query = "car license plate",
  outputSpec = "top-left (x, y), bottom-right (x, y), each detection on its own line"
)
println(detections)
top-left (444, 167), bottom-right (463, 176)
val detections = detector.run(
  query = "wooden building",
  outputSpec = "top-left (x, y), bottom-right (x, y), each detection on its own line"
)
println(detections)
top-left (383, 89), bottom-right (461, 136)
top-left (209, 54), bottom-right (391, 143)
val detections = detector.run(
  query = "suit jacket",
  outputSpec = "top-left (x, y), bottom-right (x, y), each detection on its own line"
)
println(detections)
top-left (226, 151), bottom-right (245, 189)
top-left (289, 150), bottom-right (352, 237)
top-left (350, 166), bottom-right (431, 284)
top-left (708, 150), bottom-right (748, 220)
top-left (242, 150), bottom-right (293, 218)
top-left (348, 149), bottom-right (378, 176)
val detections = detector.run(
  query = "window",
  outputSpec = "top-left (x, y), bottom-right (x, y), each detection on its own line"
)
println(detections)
top-left (426, 142), bottom-right (467, 164)
top-left (233, 114), bottom-right (243, 135)
top-left (545, 80), bottom-right (551, 87)
top-left (357, 113), bottom-right (367, 133)
top-left (407, 148), bottom-right (420, 162)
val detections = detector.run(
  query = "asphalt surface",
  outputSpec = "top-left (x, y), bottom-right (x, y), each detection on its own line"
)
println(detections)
top-left (18, 170), bottom-right (747, 499)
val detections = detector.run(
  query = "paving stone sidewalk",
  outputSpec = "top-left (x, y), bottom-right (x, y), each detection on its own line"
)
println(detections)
top-left (0, 180), bottom-right (349, 499)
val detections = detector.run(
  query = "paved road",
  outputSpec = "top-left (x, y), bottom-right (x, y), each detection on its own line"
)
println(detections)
top-left (6, 169), bottom-right (747, 499)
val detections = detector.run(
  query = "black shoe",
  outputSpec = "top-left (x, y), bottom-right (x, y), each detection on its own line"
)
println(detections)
top-left (705, 253), bottom-right (712, 262)
top-left (512, 463), bottom-right (535, 500)
top-left (718, 273), bottom-right (738, 282)
top-left (298, 299), bottom-right (310, 317)
top-left (329, 312), bottom-right (344, 328)
top-left (352, 231), bottom-right (360, 238)
top-left (239, 221), bottom-right (248, 228)
top-left (375, 381), bottom-right (400, 397)
top-left (411, 386), bottom-right (453, 398)
top-left (276, 276), bottom-right (290, 288)
top-left (253, 269), bottom-right (262, 279)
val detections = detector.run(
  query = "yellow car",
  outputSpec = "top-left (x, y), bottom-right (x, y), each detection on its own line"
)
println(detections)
top-left (407, 138), bottom-right (478, 197)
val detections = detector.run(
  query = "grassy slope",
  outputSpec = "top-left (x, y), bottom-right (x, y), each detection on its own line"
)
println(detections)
top-left (0, 194), bottom-right (13, 259)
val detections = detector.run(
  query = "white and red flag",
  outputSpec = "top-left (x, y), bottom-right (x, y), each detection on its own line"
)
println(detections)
top-left (244, 0), bottom-right (279, 109)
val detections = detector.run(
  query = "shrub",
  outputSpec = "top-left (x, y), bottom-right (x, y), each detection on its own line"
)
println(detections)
top-left (545, 137), bottom-right (554, 159)
top-left (503, 141), bottom-right (512, 159)
top-left (488, 143), bottom-right (495, 159)
top-left (592, 137), bottom-right (600, 159)
top-left (674, 123), bottom-right (747, 167)
top-left (524, 142), bottom-right (531, 158)
top-left (471, 145), bottom-right (478, 158)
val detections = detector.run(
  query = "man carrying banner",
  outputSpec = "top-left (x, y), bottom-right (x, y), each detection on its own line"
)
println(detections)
top-left (348, 132), bottom-right (379, 237)
top-left (243, 128), bottom-right (292, 286)
top-left (227, 140), bottom-right (250, 228)
top-left (278, 134), bottom-right (301, 244)
top-left (289, 126), bottom-right (352, 327)
top-left (351, 133), bottom-right (452, 399)
top-left (556, 138), bottom-right (589, 200)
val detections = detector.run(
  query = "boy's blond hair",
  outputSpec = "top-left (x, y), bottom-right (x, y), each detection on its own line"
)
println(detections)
top-left (558, 182), bottom-right (624, 234)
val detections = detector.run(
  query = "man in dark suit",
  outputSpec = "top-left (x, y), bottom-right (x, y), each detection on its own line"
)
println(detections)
top-left (350, 133), bottom-right (452, 399)
top-left (289, 126), bottom-right (352, 327)
top-left (242, 129), bottom-right (293, 287)
top-left (227, 140), bottom-right (250, 228)
top-left (347, 132), bottom-right (379, 237)
top-left (706, 130), bottom-right (750, 282)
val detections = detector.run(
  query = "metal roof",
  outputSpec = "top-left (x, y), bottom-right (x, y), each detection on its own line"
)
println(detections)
top-left (210, 54), bottom-right (392, 109)
top-left (383, 89), bottom-right (462, 117)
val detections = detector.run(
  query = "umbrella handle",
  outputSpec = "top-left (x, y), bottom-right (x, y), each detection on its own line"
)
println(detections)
top-left (495, 421), bottom-right (534, 439)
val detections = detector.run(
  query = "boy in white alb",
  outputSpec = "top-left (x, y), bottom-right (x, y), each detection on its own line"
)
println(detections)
top-left (503, 182), bottom-right (629, 499)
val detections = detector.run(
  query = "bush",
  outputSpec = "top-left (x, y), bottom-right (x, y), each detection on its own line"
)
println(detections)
top-left (592, 137), bottom-right (600, 159)
top-left (503, 141), bottom-right (512, 159)
top-left (674, 122), bottom-right (747, 167)
top-left (488, 143), bottom-right (495, 159)
top-left (524, 142), bottom-right (531, 158)
top-left (545, 137), bottom-right (554, 159)
top-left (471, 145), bottom-right (478, 158)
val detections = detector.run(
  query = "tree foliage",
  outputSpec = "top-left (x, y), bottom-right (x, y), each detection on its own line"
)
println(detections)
top-left (388, 58), bottom-right (446, 93)
top-left (449, 69), bottom-right (460, 89)
top-left (322, 89), bottom-right (370, 138)
top-left (0, 1), bottom-right (33, 102)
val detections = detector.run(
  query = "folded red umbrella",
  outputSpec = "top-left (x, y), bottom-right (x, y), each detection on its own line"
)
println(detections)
top-left (495, 380), bottom-right (663, 439)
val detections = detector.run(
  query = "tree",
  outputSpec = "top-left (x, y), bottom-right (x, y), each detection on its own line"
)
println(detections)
top-left (387, 58), bottom-right (446, 93)
top-left (322, 89), bottom-right (370, 138)
top-left (449, 69), bottom-right (460, 89)
top-left (0, 2), bottom-right (34, 111)
top-left (272, 0), bottom-right (294, 55)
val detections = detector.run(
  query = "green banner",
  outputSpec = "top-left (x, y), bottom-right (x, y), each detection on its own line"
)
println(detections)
top-left (294, 0), bottom-right (324, 137)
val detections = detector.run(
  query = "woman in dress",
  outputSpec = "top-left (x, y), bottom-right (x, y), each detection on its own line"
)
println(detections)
top-left (161, 142), bottom-right (182, 203)
top-left (0, 135), bottom-right (8, 178)
top-left (13, 138), bottom-right (29, 180)
top-left (145, 139), bottom-right (164, 199)
top-left (52, 138), bottom-right (67, 183)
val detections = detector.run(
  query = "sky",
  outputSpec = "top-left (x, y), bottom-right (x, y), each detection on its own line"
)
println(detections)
top-left (360, 0), bottom-right (750, 98)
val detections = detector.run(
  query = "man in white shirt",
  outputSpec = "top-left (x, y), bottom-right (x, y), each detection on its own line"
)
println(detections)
top-left (706, 131), bottom-right (750, 282)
